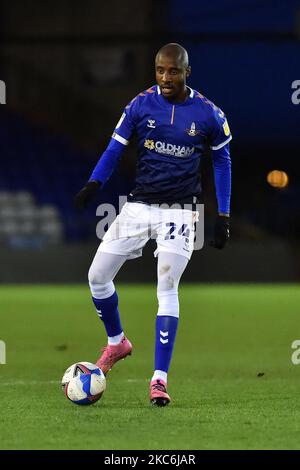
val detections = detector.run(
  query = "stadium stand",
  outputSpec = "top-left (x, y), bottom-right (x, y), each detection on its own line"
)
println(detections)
top-left (0, 107), bottom-right (131, 245)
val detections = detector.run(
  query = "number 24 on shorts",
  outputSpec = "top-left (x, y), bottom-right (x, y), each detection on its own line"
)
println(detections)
top-left (164, 222), bottom-right (190, 243)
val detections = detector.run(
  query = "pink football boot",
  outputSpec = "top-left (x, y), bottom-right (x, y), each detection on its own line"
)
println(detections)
top-left (150, 379), bottom-right (171, 407)
top-left (96, 336), bottom-right (132, 375)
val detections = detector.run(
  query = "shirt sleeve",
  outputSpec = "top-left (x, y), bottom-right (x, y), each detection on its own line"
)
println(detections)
top-left (211, 142), bottom-right (231, 215)
top-left (207, 107), bottom-right (232, 150)
top-left (88, 137), bottom-right (126, 185)
top-left (111, 95), bottom-right (140, 146)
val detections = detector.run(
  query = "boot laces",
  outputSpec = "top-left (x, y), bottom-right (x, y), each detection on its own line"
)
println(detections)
top-left (152, 381), bottom-right (166, 393)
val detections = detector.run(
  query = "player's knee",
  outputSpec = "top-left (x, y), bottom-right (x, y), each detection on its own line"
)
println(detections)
top-left (89, 275), bottom-right (115, 299)
top-left (157, 288), bottom-right (179, 317)
top-left (88, 263), bottom-right (110, 285)
top-left (157, 267), bottom-right (180, 317)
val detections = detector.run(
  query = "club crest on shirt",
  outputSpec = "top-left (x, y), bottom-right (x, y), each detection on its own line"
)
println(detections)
top-left (186, 122), bottom-right (200, 136)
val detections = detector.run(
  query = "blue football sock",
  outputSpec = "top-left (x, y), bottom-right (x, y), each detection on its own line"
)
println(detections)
top-left (92, 291), bottom-right (123, 338)
top-left (155, 315), bottom-right (179, 373)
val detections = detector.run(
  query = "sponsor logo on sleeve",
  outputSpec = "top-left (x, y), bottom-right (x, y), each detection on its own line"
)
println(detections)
top-left (222, 119), bottom-right (230, 136)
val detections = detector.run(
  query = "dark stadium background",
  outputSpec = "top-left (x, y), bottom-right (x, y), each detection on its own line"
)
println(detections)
top-left (0, 0), bottom-right (299, 283)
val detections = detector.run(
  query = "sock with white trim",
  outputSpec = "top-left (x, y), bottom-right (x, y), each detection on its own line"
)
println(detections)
top-left (154, 315), bottom-right (178, 379)
top-left (92, 291), bottom-right (123, 341)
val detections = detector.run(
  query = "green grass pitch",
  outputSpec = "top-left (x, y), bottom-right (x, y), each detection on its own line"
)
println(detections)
top-left (1, 284), bottom-right (300, 450)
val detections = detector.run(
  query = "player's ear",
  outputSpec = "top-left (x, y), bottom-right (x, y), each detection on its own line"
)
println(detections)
top-left (186, 66), bottom-right (191, 78)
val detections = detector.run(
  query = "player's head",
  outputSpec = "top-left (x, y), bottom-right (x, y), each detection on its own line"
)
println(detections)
top-left (155, 43), bottom-right (191, 102)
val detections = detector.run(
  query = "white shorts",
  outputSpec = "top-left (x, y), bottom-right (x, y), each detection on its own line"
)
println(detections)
top-left (98, 202), bottom-right (199, 260)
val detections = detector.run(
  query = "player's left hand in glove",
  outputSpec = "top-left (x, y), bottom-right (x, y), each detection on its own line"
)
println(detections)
top-left (210, 215), bottom-right (230, 249)
top-left (74, 180), bottom-right (101, 210)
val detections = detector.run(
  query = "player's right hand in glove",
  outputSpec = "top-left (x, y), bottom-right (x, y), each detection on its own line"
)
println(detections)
top-left (74, 180), bottom-right (101, 210)
top-left (210, 215), bottom-right (230, 249)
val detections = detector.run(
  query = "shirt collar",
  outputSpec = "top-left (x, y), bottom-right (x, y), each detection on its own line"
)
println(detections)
top-left (156, 85), bottom-right (194, 100)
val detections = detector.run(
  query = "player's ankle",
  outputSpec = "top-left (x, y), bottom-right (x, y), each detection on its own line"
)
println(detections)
top-left (107, 332), bottom-right (124, 345)
top-left (151, 370), bottom-right (168, 384)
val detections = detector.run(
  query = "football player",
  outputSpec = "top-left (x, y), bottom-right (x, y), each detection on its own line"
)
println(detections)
top-left (75, 43), bottom-right (231, 406)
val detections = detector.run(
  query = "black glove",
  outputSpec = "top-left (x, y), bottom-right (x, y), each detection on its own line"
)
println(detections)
top-left (210, 215), bottom-right (230, 249)
top-left (74, 180), bottom-right (101, 210)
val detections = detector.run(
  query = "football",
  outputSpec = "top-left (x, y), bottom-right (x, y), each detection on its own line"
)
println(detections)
top-left (61, 362), bottom-right (106, 405)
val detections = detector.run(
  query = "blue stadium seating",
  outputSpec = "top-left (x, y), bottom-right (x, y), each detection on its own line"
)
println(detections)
top-left (0, 107), bottom-right (131, 243)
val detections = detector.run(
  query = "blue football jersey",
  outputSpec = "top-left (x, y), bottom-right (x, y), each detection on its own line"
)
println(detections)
top-left (112, 85), bottom-right (232, 204)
